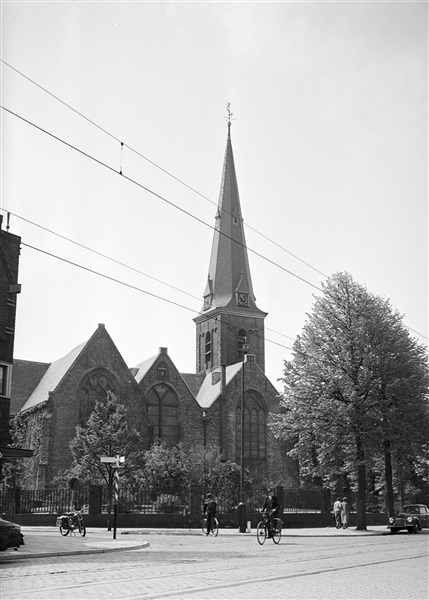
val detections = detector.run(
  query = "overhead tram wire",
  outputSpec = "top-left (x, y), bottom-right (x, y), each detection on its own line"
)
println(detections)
top-left (19, 241), bottom-right (300, 357)
top-left (2, 209), bottom-right (201, 302)
top-left (22, 240), bottom-right (341, 368)
top-left (1, 206), bottom-right (303, 346)
top-left (1, 82), bottom-right (426, 341)
top-left (21, 242), bottom-right (199, 315)
top-left (1, 105), bottom-right (323, 294)
top-left (1, 59), bottom-right (327, 280)
top-left (5, 62), bottom-right (426, 341)
top-left (2, 110), bottom-right (426, 343)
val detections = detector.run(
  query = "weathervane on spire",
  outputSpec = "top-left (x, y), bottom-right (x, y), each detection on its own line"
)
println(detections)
top-left (224, 102), bottom-right (235, 138)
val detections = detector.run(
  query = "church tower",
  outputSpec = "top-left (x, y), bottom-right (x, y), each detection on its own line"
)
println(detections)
top-left (194, 113), bottom-right (267, 374)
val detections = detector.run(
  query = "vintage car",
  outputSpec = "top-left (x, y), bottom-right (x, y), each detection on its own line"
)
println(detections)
top-left (388, 504), bottom-right (429, 534)
top-left (0, 517), bottom-right (23, 551)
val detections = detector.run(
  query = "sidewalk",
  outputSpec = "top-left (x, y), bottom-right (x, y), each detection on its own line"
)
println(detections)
top-left (0, 525), bottom-right (389, 561)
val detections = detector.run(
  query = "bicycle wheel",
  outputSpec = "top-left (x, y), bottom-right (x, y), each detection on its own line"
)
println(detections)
top-left (201, 518), bottom-right (207, 534)
top-left (59, 526), bottom-right (69, 536)
top-left (79, 521), bottom-right (86, 537)
top-left (256, 521), bottom-right (266, 545)
top-left (272, 519), bottom-right (282, 544)
top-left (212, 517), bottom-right (219, 537)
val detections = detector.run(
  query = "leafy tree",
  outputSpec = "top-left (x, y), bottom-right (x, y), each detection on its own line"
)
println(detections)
top-left (186, 444), bottom-right (249, 511)
top-left (272, 272), bottom-right (429, 530)
top-left (68, 391), bottom-right (146, 524)
top-left (140, 441), bottom-right (189, 501)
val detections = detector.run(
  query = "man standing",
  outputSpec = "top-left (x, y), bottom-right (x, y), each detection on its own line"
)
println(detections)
top-left (203, 493), bottom-right (217, 535)
top-left (333, 497), bottom-right (342, 529)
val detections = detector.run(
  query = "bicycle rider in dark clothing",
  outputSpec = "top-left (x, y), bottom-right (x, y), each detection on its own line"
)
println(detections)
top-left (261, 488), bottom-right (280, 538)
top-left (203, 493), bottom-right (217, 535)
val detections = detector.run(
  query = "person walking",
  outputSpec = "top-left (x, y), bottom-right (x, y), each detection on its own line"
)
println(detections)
top-left (203, 493), bottom-right (217, 535)
top-left (333, 497), bottom-right (342, 529)
top-left (341, 497), bottom-right (351, 529)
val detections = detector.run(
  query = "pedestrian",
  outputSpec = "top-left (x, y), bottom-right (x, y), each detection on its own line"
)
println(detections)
top-left (341, 497), bottom-right (351, 529)
top-left (333, 497), bottom-right (342, 529)
top-left (203, 493), bottom-right (217, 535)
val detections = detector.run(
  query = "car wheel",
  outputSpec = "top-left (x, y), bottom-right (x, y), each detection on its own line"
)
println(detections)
top-left (413, 522), bottom-right (419, 533)
top-left (389, 528), bottom-right (396, 534)
top-left (407, 526), bottom-right (414, 534)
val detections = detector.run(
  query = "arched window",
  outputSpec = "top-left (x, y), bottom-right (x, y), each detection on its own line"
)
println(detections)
top-left (235, 390), bottom-right (267, 480)
top-left (211, 328), bottom-right (217, 368)
top-left (237, 329), bottom-right (247, 362)
top-left (205, 331), bottom-right (211, 369)
top-left (79, 371), bottom-right (117, 425)
top-left (199, 334), bottom-right (204, 371)
top-left (147, 384), bottom-right (180, 447)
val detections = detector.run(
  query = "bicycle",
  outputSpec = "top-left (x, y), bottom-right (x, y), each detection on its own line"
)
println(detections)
top-left (56, 509), bottom-right (86, 537)
top-left (256, 511), bottom-right (282, 545)
top-left (201, 515), bottom-right (219, 537)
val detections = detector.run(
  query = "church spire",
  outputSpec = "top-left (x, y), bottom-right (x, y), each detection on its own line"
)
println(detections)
top-left (202, 107), bottom-right (264, 316)
top-left (194, 108), bottom-right (267, 373)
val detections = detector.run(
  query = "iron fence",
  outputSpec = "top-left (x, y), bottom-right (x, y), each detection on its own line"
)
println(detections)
top-left (0, 488), bottom-right (89, 515)
top-left (0, 486), bottom-right (324, 515)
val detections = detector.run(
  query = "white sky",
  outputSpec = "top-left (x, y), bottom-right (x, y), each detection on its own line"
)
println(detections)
top-left (1, 1), bottom-right (427, 391)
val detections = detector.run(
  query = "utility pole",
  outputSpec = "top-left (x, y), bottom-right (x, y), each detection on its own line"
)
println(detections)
top-left (238, 340), bottom-right (249, 533)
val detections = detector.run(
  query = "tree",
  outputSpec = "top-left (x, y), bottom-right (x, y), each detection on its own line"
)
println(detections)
top-left (186, 444), bottom-right (248, 511)
top-left (68, 391), bottom-right (146, 526)
top-left (272, 272), bottom-right (428, 530)
top-left (140, 442), bottom-right (189, 502)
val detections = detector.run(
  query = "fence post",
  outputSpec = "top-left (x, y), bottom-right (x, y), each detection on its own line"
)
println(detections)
top-left (321, 488), bottom-right (331, 514)
top-left (14, 487), bottom-right (21, 515)
top-left (190, 485), bottom-right (202, 524)
top-left (276, 486), bottom-right (284, 518)
top-left (89, 485), bottom-right (102, 516)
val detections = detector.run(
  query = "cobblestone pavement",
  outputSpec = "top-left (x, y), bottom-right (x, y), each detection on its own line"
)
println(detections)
top-left (1, 529), bottom-right (427, 599)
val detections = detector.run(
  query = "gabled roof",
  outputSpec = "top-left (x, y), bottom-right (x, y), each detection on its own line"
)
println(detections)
top-left (11, 359), bottom-right (50, 415)
top-left (181, 373), bottom-right (206, 397)
top-left (19, 339), bottom-right (88, 414)
top-left (132, 353), bottom-right (160, 384)
top-left (196, 362), bottom-right (243, 409)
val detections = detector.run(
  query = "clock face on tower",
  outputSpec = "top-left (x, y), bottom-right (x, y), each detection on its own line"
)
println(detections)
top-left (236, 292), bottom-right (249, 307)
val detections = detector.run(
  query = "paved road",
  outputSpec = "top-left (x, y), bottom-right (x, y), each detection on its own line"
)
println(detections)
top-left (1, 530), bottom-right (427, 599)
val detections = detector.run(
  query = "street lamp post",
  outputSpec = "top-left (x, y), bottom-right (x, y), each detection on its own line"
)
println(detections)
top-left (238, 340), bottom-right (249, 533)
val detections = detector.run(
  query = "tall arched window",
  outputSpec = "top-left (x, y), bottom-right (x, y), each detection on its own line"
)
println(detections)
top-left (211, 328), bottom-right (217, 368)
top-left (235, 390), bottom-right (267, 481)
top-left (78, 371), bottom-right (117, 425)
top-left (147, 384), bottom-right (180, 447)
top-left (204, 331), bottom-right (211, 369)
top-left (237, 329), bottom-right (247, 362)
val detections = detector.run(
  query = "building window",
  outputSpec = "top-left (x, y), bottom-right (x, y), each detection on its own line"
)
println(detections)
top-left (0, 364), bottom-right (11, 397)
top-left (235, 391), bottom-right (267, 480)
top-left (79, 371), bottom-right (116, 425)
top-left (205, 331), bottom-right (211, 369)
top-left (237, 329), bottom-right (248, 362)
top-left (157, 364), bottom-right (169, 379)
top-left (147, 385), bottom-right (180, 447)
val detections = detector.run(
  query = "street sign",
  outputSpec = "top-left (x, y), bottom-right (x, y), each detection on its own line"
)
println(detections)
top-left (100, 455), bottom-right (125, 465)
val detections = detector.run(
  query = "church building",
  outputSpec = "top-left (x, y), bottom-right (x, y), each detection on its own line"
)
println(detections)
top-left (11, 119), bottom-right (297, 489)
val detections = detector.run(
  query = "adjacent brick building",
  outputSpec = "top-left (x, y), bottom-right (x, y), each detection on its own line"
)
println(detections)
top-left (12, 122), bottom-right (297, 488)
top-left (0, 213), bottom-right (32, 467)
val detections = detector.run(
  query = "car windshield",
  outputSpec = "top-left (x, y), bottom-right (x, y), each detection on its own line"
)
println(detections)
top-left (402, 506), bottom-right (418, 514)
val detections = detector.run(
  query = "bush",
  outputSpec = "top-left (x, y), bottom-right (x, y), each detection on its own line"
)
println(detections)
top-left (153, 494), bottom-right (184, 514)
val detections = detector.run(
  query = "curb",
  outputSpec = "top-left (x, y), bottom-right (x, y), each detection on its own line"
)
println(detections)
top-left (0, 540), bottom-right (149, 561)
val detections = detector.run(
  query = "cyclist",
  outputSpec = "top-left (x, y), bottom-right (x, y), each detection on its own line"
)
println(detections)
top-left (261, 487), bottom-right (279, 538)
top-left (203, 492), bottom-right (217, 536)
